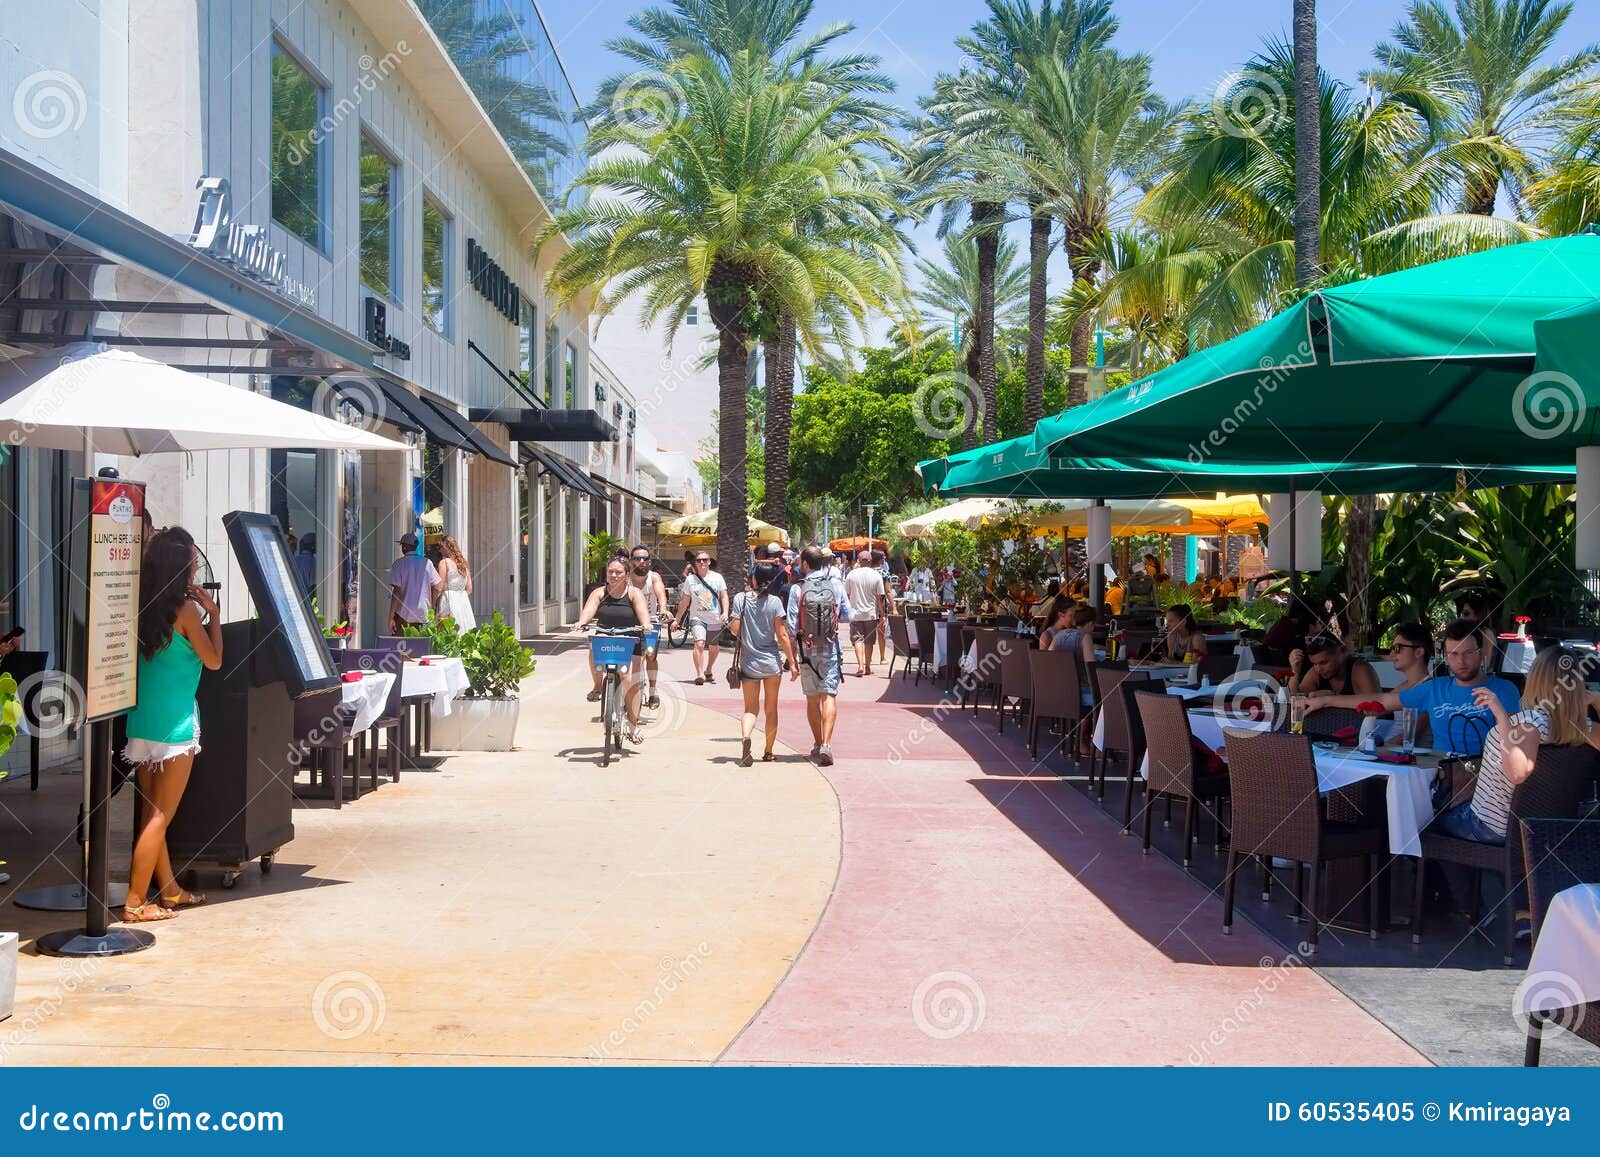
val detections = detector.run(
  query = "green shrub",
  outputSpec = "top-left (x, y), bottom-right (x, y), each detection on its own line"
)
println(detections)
top-left (459, 612), bottom-right (536, 699)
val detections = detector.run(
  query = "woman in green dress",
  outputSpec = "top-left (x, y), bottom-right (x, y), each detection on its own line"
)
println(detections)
top-left (120, 527), bottom-right (223, 923)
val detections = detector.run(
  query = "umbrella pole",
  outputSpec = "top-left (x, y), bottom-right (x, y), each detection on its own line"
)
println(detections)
top-left (1288, 485), bottom-right (1300, 599)
top-left (1088, 499), bottom-right (1107, 609)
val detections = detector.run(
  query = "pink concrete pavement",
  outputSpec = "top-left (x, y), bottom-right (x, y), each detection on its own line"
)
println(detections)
top-left (657, 641), bottom-right (1427, 1066)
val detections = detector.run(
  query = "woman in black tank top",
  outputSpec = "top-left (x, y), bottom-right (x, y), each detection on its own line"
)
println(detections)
top-left (575, 559), bottom-right (650, 740)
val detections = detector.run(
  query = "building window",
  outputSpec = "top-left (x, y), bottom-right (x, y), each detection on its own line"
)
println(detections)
top-left (421, 194), bottom-right (450, 335)
top-left (685, 304), bottom-right (698, 325)
top-left (270, 41), bottom-right (325, 250)
top-left (519, 299), bottom-right (537, 389)
top-left (542, 484), bottom-right (555, 602)
top-left (564, 343), bottom-right (576, 409)
top-left (358, 133), bottom-right (397, 300)
top-left (543, 322), bottom-right (559, 404)
top-left (567, 493), bottom-right (581, 592)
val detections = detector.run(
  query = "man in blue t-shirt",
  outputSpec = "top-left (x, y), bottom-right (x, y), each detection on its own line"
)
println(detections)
top-left (1311, 619), bottom-right (1520, 756)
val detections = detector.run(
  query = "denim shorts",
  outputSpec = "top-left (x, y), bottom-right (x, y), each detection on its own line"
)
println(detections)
top-left (799, 643), bottom-right (842, 696)
top-left (1434, 800), bottom-right (1505, 845)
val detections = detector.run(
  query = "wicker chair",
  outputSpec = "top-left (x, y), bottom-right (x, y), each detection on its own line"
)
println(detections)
top-left (944, 622), bottom-right (969, 689)
top-left (963, 629), bottom-right (1003, 715)
top-left (1088, 663), bottom-right (1149, 805)
top-left (1221, 729), bottom-right (1388, 951)
top-left (912, 615), bottom-right (938, 686)
top-left (1135, 690), bottom-right (1230, 867)
top-left (341, 649), bottom-right (408, 785)
top-left (1026, 649), bottom-right (1087, 763)
top-left (1412, 743), bottom-right (1598, 964)
top-left (1303, 705), bottom-right (1364, 741)
top-left (1518, 817), bottom-right (1600, 1064)
top-left (1116, 679), bottom-right (1155, 833)
top-left (996, 634), bottom-right (1033, 735)
top-left (885, 615), bottom-right (921, 681)
top-left (290, 688), bottom-right (365, 808)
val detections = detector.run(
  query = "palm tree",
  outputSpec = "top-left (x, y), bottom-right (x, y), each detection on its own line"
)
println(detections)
top-left (958, 1), bottom-right (1118, 430)
top-left (1293, 0), bottom-right (1321, 285)
top-left (1367, 0), bottom-right (1599, 216)
top-left (543, 52), bottom-right (903, 574)
top-left (910, 233), bottom-right (1030, 386)
top-left (1528, 77), bottom-right (1600, 230)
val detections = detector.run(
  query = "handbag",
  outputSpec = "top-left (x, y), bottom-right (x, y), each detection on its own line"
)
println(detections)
top-left (725, 594), bottom-right (748, 689)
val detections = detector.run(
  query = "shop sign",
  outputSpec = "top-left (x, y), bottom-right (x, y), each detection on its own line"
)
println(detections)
top-left (84, 478), bottom-right (144, 721)
top-left (466, 237), bottom-right (524, 323)
top-left (187, 177), bottom-right (318, 310)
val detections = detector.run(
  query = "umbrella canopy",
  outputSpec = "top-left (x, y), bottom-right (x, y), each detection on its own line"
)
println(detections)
top-left (986, 498), bottom-right (1194, 535)
top-left (830, 535), bottom-right (887, 553)
top-left (897, 498), bottom-right (1005, 536)
top-left (921, 434), bottom-right (1574, 500)
top-left (658, 507), bottom-right (788, 546)
top-left (1536, 297), bottom-right (1600, 396)
top-left (0, 343), bottom-right (409, 454)
top-left (1030, 230), bottom-right (1600, 467)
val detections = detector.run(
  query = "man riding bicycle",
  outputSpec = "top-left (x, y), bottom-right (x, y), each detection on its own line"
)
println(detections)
top-left (574, 558), bottom-right (652, 745)
top-left (628, 544), bottom-right (669, 709)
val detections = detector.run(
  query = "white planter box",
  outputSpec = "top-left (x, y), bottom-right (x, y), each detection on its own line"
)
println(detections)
top-left (429, 697), bottom-right (520, 751)
top-left (0, 931), bottom-right (17, 1022)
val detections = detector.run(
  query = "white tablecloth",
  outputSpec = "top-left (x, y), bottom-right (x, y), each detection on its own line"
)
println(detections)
top-left (1502, 638), bottom-right (1537, 675)
top-left (401, 656), bottom-right (470, 716)
top-left (1518, 884), bottom-right (1600, 1015)
top-left (340, 671), bottom-right (396, 734)
top-left (1311, 749), bottom-right (1435, 857)
top-left (1093, 682), bottom-right (1197, 749)
top-left (933, 621), bottom-right (948, 669)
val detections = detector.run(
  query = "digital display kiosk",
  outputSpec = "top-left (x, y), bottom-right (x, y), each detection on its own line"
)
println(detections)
top-left (222, 510), bottom-right (337, 696)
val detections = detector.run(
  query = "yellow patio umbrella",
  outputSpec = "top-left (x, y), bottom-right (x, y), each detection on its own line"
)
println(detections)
top-left (1132, 495), bottom-right (1268, 574)
top-left (658, 507), bottom-right (789, 547)
top-left (982, 498), bottom-right (1195, 535)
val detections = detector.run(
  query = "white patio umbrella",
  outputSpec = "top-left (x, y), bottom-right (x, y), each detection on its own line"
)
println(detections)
top-left (0, 343), bottom-right (409, 455)
top-left (897, 497), bottom-right (1004, 537)
top-left (999, 498), bottom-right (1194, 535)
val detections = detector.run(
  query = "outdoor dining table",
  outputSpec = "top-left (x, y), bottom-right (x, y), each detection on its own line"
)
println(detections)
top-left (340, 670), bottom-right (397, 735)
top-left (1517, 884), bottom-right (1600, 1017)
top-left (400, 655), bottom-right (470, 715)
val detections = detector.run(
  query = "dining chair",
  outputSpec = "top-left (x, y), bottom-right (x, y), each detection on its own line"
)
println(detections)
top-left (1518, 817), bottom-right (1600, 1065)
top-left (964, 629), bottom-right (1002, 716)
top-left (1087, 663), bottom-right (1145, 803)
top-left (996, 634), bottom-right (1033, 736)
top-left (1135, 691), bottom-right (1230, 868)
top-left (912, 615), bottom-right (938, 686)
top-left (885, 615), bottom-right (921, 682)
top-left (1026, 649), bottom-right (1086, 764)
top-left (342, 649), bottom-right (407, 784)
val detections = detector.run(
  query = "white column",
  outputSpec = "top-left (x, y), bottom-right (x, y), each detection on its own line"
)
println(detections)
top-left (1267, 493), bottom-right (1292, 571)
top-left (1294, 489), bottom-right (1322, 572)
top-left (1087, 504), bottom-right (1111, 563)
top-left (1577, 447), bottom-right (1600, 570)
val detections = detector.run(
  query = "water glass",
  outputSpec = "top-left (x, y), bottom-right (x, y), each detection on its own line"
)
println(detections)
top-left (1289, 694), bottom-right (1308, 735)
top-left (1397, 707), bottom-right (1418, 754)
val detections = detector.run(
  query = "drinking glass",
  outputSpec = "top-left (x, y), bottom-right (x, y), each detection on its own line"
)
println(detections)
top-left (1289, 694), bottom-right (1308, 736)
top-left (1398, 707), bottom-right (1418, 754)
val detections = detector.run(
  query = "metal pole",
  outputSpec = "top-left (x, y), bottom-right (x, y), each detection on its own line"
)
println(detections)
top-left (1088, 498), bottom-right (1107, 609)
top-left (1288, 484), bottom-right (1300, 599)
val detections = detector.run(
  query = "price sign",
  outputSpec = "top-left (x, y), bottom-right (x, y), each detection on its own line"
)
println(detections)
top-left (84, 478), bottom-right (144, 720)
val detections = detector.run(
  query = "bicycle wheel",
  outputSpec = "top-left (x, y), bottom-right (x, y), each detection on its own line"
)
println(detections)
top-left (600, 678), bottom-right (617, 766)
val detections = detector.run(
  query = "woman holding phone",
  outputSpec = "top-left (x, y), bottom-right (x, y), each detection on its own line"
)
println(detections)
top-left (120, 527), bottom-right (223, 923)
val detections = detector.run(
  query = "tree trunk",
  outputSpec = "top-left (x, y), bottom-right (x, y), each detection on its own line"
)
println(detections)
top-left (973, 199), bottom-right (1000, 444)
top-left (962, 343), bottom-right (981, 450)
top-left (762, 311), bottom-right (795, 531)
top-left (706, 271), bottom-right (752, 578)
top-left (1344, 495), bottom-right (1376, 647)
top-left (1025, 203), bottom-right (1050, 431)
top-left (1464, 174), bottom-right (1498, 216)
top-left (1063, 228), bottom-right (1101, 407)
top-left (1292, 0), bottom-right (1321, 287)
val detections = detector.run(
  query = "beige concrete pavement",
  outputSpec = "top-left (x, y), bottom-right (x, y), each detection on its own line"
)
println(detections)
top-left (0, 640), bottom-right (841, 1065)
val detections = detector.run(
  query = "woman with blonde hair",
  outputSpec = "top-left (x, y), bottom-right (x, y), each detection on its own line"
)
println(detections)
top-left (436, 534), bottom-right (475, 630)
top-left (1446, 647), bottom-right (1600, 844)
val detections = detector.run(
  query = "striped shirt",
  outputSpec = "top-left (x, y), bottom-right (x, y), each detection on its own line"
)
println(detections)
top-left (1470, 708), bottom-right (1549, 839)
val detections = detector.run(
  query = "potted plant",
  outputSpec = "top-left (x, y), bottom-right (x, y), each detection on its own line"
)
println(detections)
top-left (0, 672), bottom-right (19, 1023)
top-left (427, 612), bottom-right (536, 752)
top-left (583, 530), bottom-right (627, 589)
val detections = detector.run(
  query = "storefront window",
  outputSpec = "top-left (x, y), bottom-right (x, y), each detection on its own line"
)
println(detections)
top-left (358, 133), bottom-right (397, 300)
top-left (269, 377), bottom-right (326, 613)
top-left (518, 475), bottom-right (531, 605)
top-left (0, 448), bottom-right (15, 635)
top-left (270, 40), bottom-right (324, 250)
top-left (543, 321), bottom-right (558, 403)
top-left (567, 493), bottom-right (581, 593)
top-left (421, 195), bottom-right (450, 335)
top-left (564, 343), bottom-right (576, 408)
top-left (519, 299), bottom-right (537, 389)
top-left (542, 484), bottom-right (554, 602)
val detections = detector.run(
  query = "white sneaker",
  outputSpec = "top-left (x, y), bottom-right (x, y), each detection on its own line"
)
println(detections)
top-left (817, 745), bottom-right (834, 767)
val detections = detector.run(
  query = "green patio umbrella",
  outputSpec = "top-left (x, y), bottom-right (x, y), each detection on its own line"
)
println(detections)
top-left (1029, 229), bottom-right (1600, 467)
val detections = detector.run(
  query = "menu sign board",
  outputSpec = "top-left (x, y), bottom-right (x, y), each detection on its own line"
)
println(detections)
top-left (222, 511), bottom-right (337, 697)
top-left (84, 478), bottom-right (144, 720)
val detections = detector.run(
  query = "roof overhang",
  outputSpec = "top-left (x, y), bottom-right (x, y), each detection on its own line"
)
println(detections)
top-left (470, 406), bottom-right (616, 443)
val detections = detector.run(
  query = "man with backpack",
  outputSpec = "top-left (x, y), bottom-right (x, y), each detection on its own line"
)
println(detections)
top-left (787, 544), bottom-right (850, 766)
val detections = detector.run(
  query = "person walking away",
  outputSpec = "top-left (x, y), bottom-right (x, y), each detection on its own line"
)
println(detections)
top-left (673, 550), bottom-right (728, 685)
top-left (435, 534), bottom-right (476, 631)
top-left (789, 546), bottom-right (849, 765)
top-left (845, 550), bottom-right (889, 677)
top-left (574, 558), bottom-right (652, 744)
top-left (121, 527), bottom-right (222, 923)
top-left (293, 532), bottom-right (317, 595)
top-left (388, 532), bottom-right (441, 634)
top-left (728, 562), bottom-right (799, 766)
top-left (629, 544), bottom-right (669, 709)
top-left (761, 542), bottom-right (793, 605)
top-left (872, 552), bottom-right (896, 667)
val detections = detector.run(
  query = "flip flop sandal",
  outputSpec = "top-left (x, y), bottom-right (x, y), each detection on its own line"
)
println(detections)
top-left (121, 903), bottom-right (178, 923)
top-left (586, 689), bottom-right (602, 702)
top-left (761, 750), bottom-right (775, 762)
top-left (160, 889), bottom-right (207, 910)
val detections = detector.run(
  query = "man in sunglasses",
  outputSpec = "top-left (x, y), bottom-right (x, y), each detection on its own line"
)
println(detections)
top-left (1288, 634), bottom-right (1380, 698)
top-left (673, 552), bottom-right (728, 685)
top-left (629, 545), bottom-right (668, 708)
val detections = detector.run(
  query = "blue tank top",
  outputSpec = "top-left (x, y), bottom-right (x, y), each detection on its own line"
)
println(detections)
top-left (125, 629), bottom-right (203, 744)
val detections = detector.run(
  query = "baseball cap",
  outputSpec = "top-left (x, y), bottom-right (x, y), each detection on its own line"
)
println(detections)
top-left (399, 532), bottom-right (419, 550)
top-left (763, 542), bottom-right (784, 557)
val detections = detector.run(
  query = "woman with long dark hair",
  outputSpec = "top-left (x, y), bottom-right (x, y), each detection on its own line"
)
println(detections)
top-left (120, 527), bottom-right (222, 923)
top-left (436, 533), bottom-right (476, 630)
top-left (727, 562), bottom-right (798, 766)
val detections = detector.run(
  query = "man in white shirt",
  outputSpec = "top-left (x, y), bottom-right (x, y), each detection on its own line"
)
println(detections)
top-left (388, 532), bottom-right (441, 633)
top-left (844, 550), bottom-right (894, 677)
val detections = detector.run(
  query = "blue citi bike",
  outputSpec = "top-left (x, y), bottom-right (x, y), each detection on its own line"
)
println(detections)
top-left (586, 624), bottom-right (659, 766)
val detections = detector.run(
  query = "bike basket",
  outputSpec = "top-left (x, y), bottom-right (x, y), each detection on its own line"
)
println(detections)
top-left (642, 630), bottom-right (660, 654)
top-left (590, 635), bottom-right (636, 666)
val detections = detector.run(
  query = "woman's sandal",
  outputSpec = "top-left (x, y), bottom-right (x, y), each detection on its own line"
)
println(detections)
top-left (159, 889), bottom-right (207, 910)
top-left (586, 689), bottom-right (602, 702)
top-left (626, 725), bottom-right (645, 745)
top-left (761, 749), bottom-right (775, 762)
top-left (121, 902), bottom-right (178, 923)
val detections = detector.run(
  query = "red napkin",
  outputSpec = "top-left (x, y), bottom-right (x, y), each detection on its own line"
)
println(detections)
top-left (1189, 734), bottom-right (1226, 775)
top-left (340, 671), bottom-right (363, 683)
top-left (419, 658), bottom-right (433, 666)
top-left (1375, 751), bottom-right (1415, 765)
top-left (1357, 700), bottom-right (1387, 715)
top-left (1333, 726), bottom-right (1358, 744)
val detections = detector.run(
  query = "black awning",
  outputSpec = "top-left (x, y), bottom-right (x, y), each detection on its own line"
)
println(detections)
top-left (413, 393), bottom-right (517, 467)
top-left (469, 407), bottom-right (616, 443)
top-left (376, 377), bottom-right (467, 448)
top-left (521, 444), bottom-right (606, 498)
top-left (608, 479), bottom-right (679, 515)
top-left (335, 377), bottom-right (419, 434)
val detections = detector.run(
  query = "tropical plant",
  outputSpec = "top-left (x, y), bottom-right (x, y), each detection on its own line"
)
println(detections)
top-left (544, 48), bottom-right (904, 578)
top-left (909, 234), bottom-right (1030, 385)
top-left (582, 531), bottom-right (628, 584)
top-left (0, 672), bottom-right (19, 759)
top-left (399, 612), bottom-right (466, 659)
top-left (459, 613), bottom-right (538, 699)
